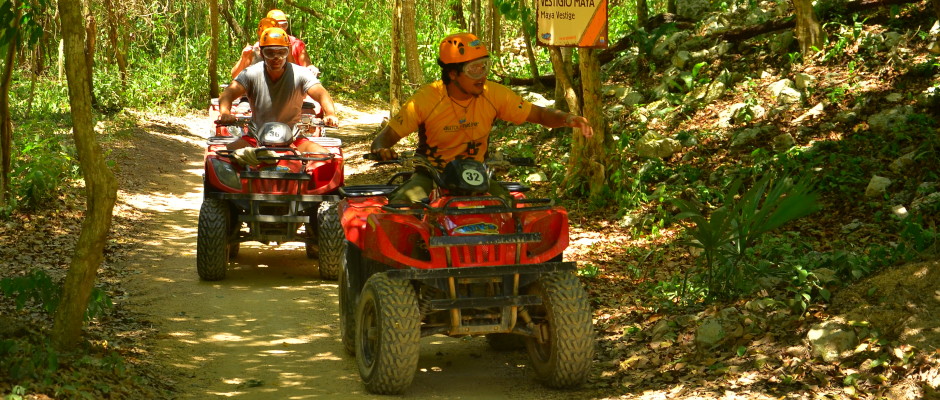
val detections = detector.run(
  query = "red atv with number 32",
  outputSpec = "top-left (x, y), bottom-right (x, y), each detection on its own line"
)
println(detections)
top-left (331, 154), bottom-right (594, 394)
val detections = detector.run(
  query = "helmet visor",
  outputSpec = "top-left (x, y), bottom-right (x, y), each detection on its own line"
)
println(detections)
top-left (462, 58), bottom-right (491, 80)
top-left (261, 46), bottom-right (290, 59)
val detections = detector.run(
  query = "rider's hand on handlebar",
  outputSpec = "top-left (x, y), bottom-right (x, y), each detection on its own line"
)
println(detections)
top-left (371, 147), bottom-right (397, 161)
top-left (323, 115), bottom-right (339, 127)
top-left (217, 113), bottom-right (237, 124)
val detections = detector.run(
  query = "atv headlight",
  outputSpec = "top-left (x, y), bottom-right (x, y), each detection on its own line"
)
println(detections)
top-left (210, 158), bottom-right (242, 190)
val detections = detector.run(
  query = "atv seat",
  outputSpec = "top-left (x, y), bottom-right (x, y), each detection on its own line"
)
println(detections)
top-left (499, 181), bottom-right (530, 193)
top-left (340, 184), bottom-right (398, 197)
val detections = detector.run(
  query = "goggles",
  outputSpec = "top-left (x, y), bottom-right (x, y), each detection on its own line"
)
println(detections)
top-left (277, 20), bottom-right (289, 30)
top-left (462, 58), bottom-right (491, 80)
top-left (261, 46), bottom-right (290, 59)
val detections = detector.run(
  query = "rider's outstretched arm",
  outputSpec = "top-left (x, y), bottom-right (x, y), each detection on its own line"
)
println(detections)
top-left (525, 105), bottom-right (594, 138)
top-left (370, 125), bottom-right (403, 161)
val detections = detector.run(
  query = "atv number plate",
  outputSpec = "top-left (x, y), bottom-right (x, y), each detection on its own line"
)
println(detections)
top-left (462, 170), bottom-right (484, 185)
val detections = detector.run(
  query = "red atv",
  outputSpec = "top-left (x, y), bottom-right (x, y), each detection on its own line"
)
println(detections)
top-left (333, 154), bottom-right (594, 394)
top-left (197, 115), bottom-right (346, 281)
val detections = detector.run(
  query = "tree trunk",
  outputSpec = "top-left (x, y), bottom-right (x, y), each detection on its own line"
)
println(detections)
top-left (470, 0), bottom-right (481, 36)
top-left (221, 1), bottom-right (245, 45)
top-left (102, 0), bottom-right (128, 87)
top-left (244, 0), bottom-right (254, 40)
top-left (636, 0), bottom-right (649, 27)
top-left (52, 0), bottom-right (119, 351)
top-left (567, 48), bottom-right (607, 198)
top-left (667, 0), bottom-right (676, 13)
top-left (390, 0), bottom-right (403, 116)
top-left (452, 0), bottom-right (467, 30)
top-left (792, 0), bottom-right (824, 55)
top-left (82, 0), bottom-right (96, 106)
top-left (932, 0), bottom-right (940, 19)
top-left (402, 0), bottom-right (423, 86)
top-left (520, 1), bottom-right (542, 89)
top-left (487, 0), bottom-right (500, 56)
top-left (0, 2), bottom-right (19, 208)
top-left (553, 47), bottom-right (574, 112)
top-left (209, 0), bottom-right (220, 99)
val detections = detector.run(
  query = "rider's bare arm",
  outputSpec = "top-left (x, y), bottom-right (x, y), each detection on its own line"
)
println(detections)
top-left (370, 125), bottom-right (403, 161)
top-left (218, 81), bottom-right (248, 123)
top-left (230, 46), bottom-right (254, 79)
top-left (306, 83), bottom-right (338, 126)
top-left (526, 105), bottom-right (594, 138)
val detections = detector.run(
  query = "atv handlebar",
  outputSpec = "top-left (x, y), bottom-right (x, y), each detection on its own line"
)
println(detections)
top-left (216, 147), bottom-right (334, 162)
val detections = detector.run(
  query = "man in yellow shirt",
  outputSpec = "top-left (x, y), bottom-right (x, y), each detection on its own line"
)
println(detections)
top-left (371, 32), bottom-right (593, 204)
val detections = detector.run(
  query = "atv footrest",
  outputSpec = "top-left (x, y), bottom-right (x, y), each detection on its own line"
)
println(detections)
top-left (384, 261), bottom-right (576, 280)
top-left (207, 193), bottom-right (341, 202)
top-left (427, 295), bottom-right (541, 310)
top-left (239, 171), bottom-right (312, 180)
top-left (340, 184), bottom-right (398, 197)
top-left (239, 215), bottom-right (310, 223)
top-left (429, 233), bottom-right (542, 247)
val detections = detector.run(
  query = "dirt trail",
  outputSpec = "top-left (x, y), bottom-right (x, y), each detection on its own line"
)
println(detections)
top-left (115, 104), bottom-right (584, 399)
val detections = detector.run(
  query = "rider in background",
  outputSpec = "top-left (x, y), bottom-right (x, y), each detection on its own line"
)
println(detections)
top-left (267, 9), bottom-right (320, 77)
top-left (370, 32), bottom-right (593, 204)
top-left (230, 10), bottom-right (320, 79)
top-left (218, 27), bottom-right (338, 166)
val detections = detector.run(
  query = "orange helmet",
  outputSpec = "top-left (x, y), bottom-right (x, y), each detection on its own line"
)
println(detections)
top-left (439, 32), bottom-right (488, 64)
top-left (256, 17), bottom-right (278, 37)
top-left (266, 9), bottom-right (288, 22)
top-left (259, 27), bottom-right (289, 47)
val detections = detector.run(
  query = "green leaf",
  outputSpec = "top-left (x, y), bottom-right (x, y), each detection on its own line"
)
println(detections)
top-left (736, 346), bottom-right (747, 357)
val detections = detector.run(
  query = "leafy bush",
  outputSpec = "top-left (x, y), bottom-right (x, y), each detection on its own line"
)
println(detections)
top-left (0, 269), bottom-right (112, 321)
top-left (671, 172), bottom-right (821, 301)
top-left (7, 132), bottom-right (79, 213)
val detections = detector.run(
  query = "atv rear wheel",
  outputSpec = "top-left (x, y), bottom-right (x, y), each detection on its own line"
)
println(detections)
top-left (355, 273), bottom-right (420, 394)
top-left (339, 241), bottom-right (361, 355)
top-left (197, 198), bottom-right (230, 281)
top-left (524, 272), bottom-right (594, 388)
top-left (316, 201), bottom-right (344, 280)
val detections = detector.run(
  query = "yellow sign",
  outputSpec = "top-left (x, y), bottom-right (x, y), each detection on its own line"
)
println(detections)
top-left (536, 0), bottom-right (608, 48)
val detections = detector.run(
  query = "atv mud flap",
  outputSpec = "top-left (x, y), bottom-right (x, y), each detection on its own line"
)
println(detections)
top-left (205, 192), bottom-right (340, 243)
top-left (384, 261), bottom-right (576, 336)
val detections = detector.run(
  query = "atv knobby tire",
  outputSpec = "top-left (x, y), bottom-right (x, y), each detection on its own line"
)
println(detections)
top-left (316, 201), bottom-right (344, 280)
top-left (355, 273), bottom-right (420, 395)
top-left (524, 272), bottom-right (594, 388)
top-left (339, 242), bottom-right (360, 355)
top-left (197, 198), bottom-right (230, 281)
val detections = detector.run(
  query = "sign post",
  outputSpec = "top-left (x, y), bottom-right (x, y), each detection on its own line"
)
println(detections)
top-left (536, 0), bottom-right (609, 48)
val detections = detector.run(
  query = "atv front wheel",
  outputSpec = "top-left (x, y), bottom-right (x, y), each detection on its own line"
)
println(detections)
top-left (355, 273), bottom-right (420, 394)
top-left (524, 272), bottom-right (594, 388)
top-left (339, 242), bottom-right (360, 355)
top-left (197, 198), bottom-right (230, 281)
top-left (316, 201), bottom-right (344, 280)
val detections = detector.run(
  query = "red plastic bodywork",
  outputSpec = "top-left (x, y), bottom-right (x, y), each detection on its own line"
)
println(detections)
top-left (340, 190), bottom-right (568, 270)
top-left (203, 142), bottom-right (344, 195)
